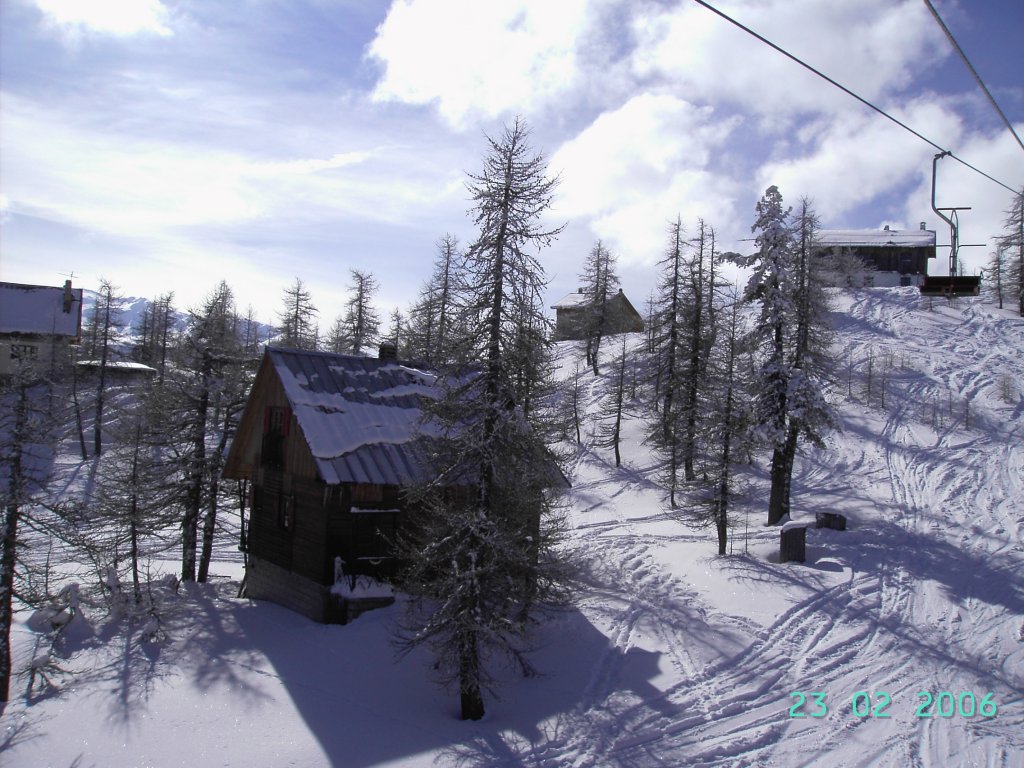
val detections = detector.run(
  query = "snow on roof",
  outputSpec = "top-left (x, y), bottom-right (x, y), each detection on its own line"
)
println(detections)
top-left (551, 290), bottom-right (589, 309)
top-left (268, 348), bottom-right (440, 485)
top-left (77, 360), bottom-right (156, 372)
top-left (817, 229), bottom-right (935, 248)
top-left (0, 281), bottom-right (83, 338)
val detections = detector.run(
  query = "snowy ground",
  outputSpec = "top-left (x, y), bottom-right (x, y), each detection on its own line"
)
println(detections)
top-left (3, 287), bottom-right (1022, 767)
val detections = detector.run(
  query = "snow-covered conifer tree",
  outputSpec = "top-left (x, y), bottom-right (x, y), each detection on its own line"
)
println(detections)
top-left (735, 189), bottom-right (835, 524)
top-left (997, 189), bottom-right (1023, 316)
top-left (398, 117), bottom-right (567, 721)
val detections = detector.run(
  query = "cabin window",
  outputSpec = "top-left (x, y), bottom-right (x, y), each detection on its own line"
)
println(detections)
top-left (278, 494), bottom-right (293, 530)
top-left (254, 487), bottom-right (292, 531)
top-left (351, 484), bottom-right (383, 504)
top-left (352, 511), bottom-right (397, 565)
top-left (10, 343), bottom-right (38, 361)
top-left (261, 406), bottom-right (290, 469)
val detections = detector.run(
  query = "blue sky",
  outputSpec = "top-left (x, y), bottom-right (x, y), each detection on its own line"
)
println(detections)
top-left (1, 0), bottom-right (1022, 326)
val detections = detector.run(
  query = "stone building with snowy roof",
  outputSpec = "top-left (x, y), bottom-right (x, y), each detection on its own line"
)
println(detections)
top-left (551, 287), bottom-right (644, 341)
top-left (0, 280), bottom-right (83, 378)
top-left (815, 225), bottom-right (936, 287)
top-left (223, 344), bottom-right (447, 623)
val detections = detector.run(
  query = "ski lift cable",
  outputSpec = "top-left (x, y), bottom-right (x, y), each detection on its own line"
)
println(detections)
top-left (922, 0), bottom-right (1024, 156)
top-left (690, 0), bottom-right (1020, 196)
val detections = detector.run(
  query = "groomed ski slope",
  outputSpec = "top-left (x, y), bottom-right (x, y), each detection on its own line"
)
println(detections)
top-left (4, 287), bottom-right (1022, 768)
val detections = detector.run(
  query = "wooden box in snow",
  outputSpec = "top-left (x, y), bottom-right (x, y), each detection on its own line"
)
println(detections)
top-left (780, 522), bottom-right (808, 563)
top-left (815, 512), bottom-right (847, 531)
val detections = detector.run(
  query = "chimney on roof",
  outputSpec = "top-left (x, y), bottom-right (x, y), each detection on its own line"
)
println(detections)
top-left (63, 280), bottom-right (74, 313)
top-left (883, 225), bottom-right (890, 231)
top-left (378, 342), bottom-right (398, 361)
top-left (577, 287), bottom-right (584, 294)
top-left (920, 221), bottom-right (926, 230)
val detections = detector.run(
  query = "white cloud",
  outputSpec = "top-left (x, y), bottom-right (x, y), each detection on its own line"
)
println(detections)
top-left (550, 92), bottom-right (741, 264)
top-left (631, 0), bottom-right (945, 119)
top-left (366, 0), bottom-right (592, 127)
top-left (33, 0), bottom-right (173, 37)
top-left (755, 97), bottom-right (966, 221)
top-left (0, 94), bottom-right (462, 241)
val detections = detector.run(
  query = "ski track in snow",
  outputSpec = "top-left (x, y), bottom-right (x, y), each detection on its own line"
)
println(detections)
top-left (534, 290), bottom-right (1024, 768)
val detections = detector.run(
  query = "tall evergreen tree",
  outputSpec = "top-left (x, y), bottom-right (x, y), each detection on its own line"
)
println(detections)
top-left (0, 369), bottom-right (60, 701)
top-left (90, 391), bottom-right (179, 603)
top-left (597, 335), bottom-right (630, 467)
top-left (646, 217), bottom-right (687, 506)
top-left (132, 292), bottom-right (176, 381)
top-left (276, 277), bottom-right (319, 350)
top-left (986, 245), bottom-right (1008, 310)
top-left (997, 189), bottom-right (1023, 317)
top-left (679, 219), bottom-right (719, 481)
top-left (735, 188), bottom-right (834, 525)
top-left (699, 292), bottom-right (752, 555)
top-left (341, 269), bottom-right (382, 355)
top-left (87, 279), bottom-right (125, 456)
top-left (579, 240), bottom-right (620, 375)
top-left (398, 117), bottom-right (567, 721)
top-left (408, 234), bottom-right (462, 365)
top-left (171, 282), bottom-right (251, 582)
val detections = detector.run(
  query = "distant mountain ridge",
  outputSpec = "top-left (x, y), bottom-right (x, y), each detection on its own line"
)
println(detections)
top-left (80, 289), bottom-right (276, 346)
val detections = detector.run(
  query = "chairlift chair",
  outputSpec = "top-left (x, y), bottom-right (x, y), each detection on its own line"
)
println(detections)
top-left (920, 152), bottom-right (983, 298)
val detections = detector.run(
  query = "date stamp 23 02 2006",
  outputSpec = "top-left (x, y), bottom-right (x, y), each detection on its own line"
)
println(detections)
top-left (788, 691), bottom-right (999, 719)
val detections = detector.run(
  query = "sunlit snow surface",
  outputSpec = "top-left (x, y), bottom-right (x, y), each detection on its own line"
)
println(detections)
top-left (5, 288), bottom-right (1023, 767)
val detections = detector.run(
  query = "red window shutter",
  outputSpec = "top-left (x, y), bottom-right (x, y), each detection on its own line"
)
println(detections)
top-left (282, 408), bottom-right (291, 436)
top-left (263, 405), bottom-right (271, 434)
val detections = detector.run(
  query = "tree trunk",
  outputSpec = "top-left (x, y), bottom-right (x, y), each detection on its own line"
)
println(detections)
top-left (129, 428), bottom-right (142, 603)
top-left (182, 351), bottom-right (211, 582)
top-left (0, 502), bottom-right (18, 703)
top-left (0, 383), bottom-right (28, 702)
top-left (459, 630), bottom-right (484, 721)
top-left (716, 499), bottom-right (728, 556)
top-left (197, 425), bottom-right (230, 582)
top-left (767, 446), bottom-right (789, 525)
top-left (767, 423), bottom-right (799, 525)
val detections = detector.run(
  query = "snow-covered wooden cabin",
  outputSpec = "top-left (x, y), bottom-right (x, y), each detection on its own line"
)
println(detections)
top-left (815, 226), bottom-right (936, 287)
top-left (223, 345), bottom-right (440, 623)
top-left (0, 280), bottom-right (83, 378)
top-left (551, 287), bottom-right (644, 341)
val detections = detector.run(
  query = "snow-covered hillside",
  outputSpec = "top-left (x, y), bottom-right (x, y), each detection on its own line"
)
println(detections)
top-left (4, 288), bottom-right (1022, 767)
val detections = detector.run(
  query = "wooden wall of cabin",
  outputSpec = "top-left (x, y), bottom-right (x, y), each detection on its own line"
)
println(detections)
top-left (325, 484), bottom-right (402, 583)
top-left (249, 469), bottom-right (329, 585)
top-left (250, 476), bottom-right (406, 587)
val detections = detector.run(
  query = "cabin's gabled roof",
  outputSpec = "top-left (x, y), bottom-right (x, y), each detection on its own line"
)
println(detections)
top-left (551, 288), bottom-right (643, 317)
top-left (551, 290), bottom-right (589, 309)
top-left (265, 347), bottom-right (439, 485)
